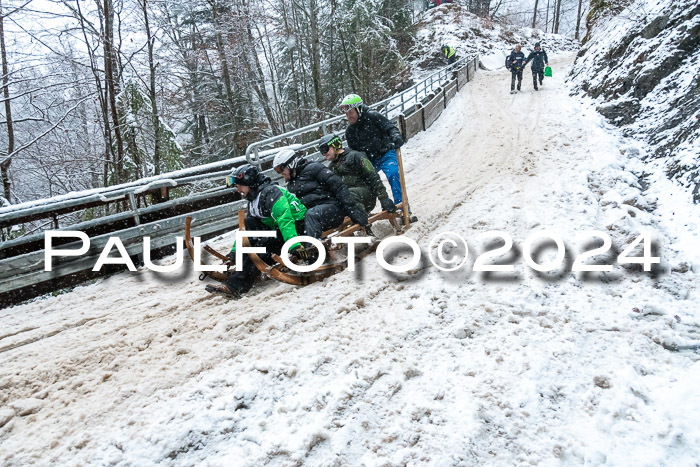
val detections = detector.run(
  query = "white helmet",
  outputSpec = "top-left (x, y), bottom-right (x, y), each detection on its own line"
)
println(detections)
top-left (273, 148), bottom-right (301, 170)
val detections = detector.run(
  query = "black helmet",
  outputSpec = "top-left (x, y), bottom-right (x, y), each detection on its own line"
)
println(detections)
top-left (227, 164), bottom-right (261, 188)
top-left (535, 42), bottom-right (541, 48)
top-left (318, 134), bottom-right (342, 155)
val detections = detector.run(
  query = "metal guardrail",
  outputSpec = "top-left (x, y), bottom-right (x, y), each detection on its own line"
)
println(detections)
top-left (244, 55), bottom-right (476, 167)
top-left (0, 156), bottom-right (248, 221)
top-left (0, 55), bottom-right (479, 306)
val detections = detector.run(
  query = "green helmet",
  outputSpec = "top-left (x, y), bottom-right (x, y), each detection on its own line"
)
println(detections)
top-left (318, 134), bottom-right (342, 155)
top-left (339, 93), bottom-right (363, 113)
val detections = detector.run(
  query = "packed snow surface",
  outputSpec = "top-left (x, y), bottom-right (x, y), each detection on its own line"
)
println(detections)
top-left (1, 54), bottom-right (699, 466)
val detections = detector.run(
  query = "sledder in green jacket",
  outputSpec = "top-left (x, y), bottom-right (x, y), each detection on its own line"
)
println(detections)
top-left (318, 134), bottom-right (396, 216)
top-left (206, 164), bottom-right (308, 299)
top-left (228, 183), bottom-right (306, 254)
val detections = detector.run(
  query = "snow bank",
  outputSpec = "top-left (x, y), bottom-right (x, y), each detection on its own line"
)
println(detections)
top-left (410, 3), bottom-right (579, 79)
top-left (479, 50), bottom-right (508, 71)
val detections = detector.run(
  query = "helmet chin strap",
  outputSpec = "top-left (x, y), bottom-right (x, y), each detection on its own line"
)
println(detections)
top-left (245, 184), bottom-right (261, 201)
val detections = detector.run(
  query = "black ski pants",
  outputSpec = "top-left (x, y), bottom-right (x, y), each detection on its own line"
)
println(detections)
top-left (303, 203), bottom-right (346, 239)
top-left (532, 68), bottom-right (544, 89)
top-left (224, 204), bottom-right (344, 294)
top-left (510, 68), bottom-right (523, 91)
top-left (224, 215), bottom-right (304, 294)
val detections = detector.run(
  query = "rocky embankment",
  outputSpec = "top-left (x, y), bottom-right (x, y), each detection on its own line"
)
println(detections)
top-left (570, 0), bottom-right (700, 201)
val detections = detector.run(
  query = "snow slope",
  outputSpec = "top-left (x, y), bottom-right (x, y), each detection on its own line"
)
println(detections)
top-left (411, 4), bottom-right (578, 75)
top-left (1, 53), bottom-right (699, 466)
top-left (570, 0), bottom-right (700, 203)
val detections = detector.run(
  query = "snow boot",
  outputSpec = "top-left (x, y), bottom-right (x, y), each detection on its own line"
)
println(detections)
top-left (398, 214), bottom-right (419, 226)
top-left (510, 90), bottom-right (515, 94)
top-left (205, 283), bottom-right (241, 299)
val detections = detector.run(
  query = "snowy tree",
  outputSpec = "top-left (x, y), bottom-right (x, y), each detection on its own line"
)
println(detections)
top-left (115, 78), bottom-right (183, 183)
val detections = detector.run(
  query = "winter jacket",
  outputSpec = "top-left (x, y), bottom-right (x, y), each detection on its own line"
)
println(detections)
top-left (526, 49), bottom-right (548, 71)
top-left (329, 149), bottom-right (390, 211)
top-left (506, 50), bottom-right (527, 70)
top-left (287, 159), bottom-right (367, 224)
top-left (345, 105), bottom-right (404, 161)
top-left (442, 45), bottom-right (456, 59)
top-left (230, 183), bottom-right (306, 253)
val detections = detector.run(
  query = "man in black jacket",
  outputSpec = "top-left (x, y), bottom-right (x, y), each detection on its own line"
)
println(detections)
top-left (525, 42), bottom-right (549, 91)
top-left (273, 148), bottom-right (368, 238)
top-left (506, 44), bottom-right (527, 94)
top-left (341, 93), bottom-right (413, 220)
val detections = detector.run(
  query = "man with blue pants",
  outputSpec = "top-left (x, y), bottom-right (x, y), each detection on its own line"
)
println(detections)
top-left (341, 93), bottom-right (417, 223)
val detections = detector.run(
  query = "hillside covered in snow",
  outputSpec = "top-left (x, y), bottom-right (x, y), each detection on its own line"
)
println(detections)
top-left (1, 4), bottom-right (700, 466)
top-left (409, 3), bottom-right (579, 74)
top-left (570, 0), bottom-right (700, 202)
top-left (3, 51), bottom-right (700, 465)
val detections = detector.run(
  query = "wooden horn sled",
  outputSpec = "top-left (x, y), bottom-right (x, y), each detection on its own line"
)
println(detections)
top-left (184, 206), bottom-right (409, 287)
top-left (185, 146), bottom-right (413, 286)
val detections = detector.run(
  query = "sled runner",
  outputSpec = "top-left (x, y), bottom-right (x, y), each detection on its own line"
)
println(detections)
top-left (184, 216), bottom-right (230, 282)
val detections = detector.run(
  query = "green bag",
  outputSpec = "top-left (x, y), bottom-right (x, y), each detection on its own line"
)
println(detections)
top-left (544, 66), bottom-right (552, 77)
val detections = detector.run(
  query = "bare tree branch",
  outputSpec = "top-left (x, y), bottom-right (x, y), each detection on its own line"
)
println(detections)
top-left (0, 92), bottom-right (96, 166)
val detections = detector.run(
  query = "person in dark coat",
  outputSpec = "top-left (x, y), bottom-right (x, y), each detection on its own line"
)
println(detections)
top-left (441, 45), bottom-right (457, 65)
top-left (506, 44), bottom-right (527, 94)
top-left (273, 148), bottom-right (368, 239)
top-left (341, 93), bottom-right (415, 222)
top-left (318, 134), bottom-right (396, 216)
top-left (525, 42), bottom-right (549, 91)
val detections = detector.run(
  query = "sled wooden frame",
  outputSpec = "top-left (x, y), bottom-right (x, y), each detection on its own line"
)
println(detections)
top-left (238, 207), bottom-right (408, 286)
top-left (184, 148), bottom-right (413, 286)
top-left (184, 209), bottom-right (404, 285)
top-left (184, 216), bottom-right (229, 282)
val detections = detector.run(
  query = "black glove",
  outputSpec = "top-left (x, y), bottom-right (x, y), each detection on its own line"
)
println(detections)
top-left (225, 250), bottom-right (236, 268)
top-left (392, 134), bottom-right (404, 149)
top-left (349, 209), bottom-right (368, 227)
top-left (290, 244), bottom-right (309, 262)
top-left (379, 197), bottom-right (396, 213)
